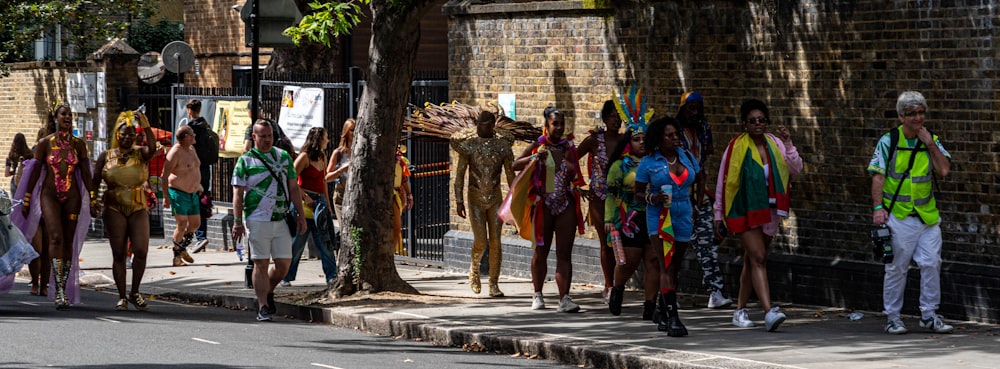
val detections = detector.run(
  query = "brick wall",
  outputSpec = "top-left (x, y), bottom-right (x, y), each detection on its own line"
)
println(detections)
top-left (445, 0), bottom-right (1000, 323)
top-left (0, 58), bottom-right (134, 174)
top-left (183, 0), bottom-right (272, 87)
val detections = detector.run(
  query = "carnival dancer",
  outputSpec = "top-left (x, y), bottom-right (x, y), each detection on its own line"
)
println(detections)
top-left (512, 106), bottom-right (587, 313)
top-left (578, 100), bottom-right (623, 302)
top-left (452, 111), bottom-right (515, 297)
top-left (393, 145), bottom-right (413, 256)
top-left (604, 86), bottom-right (659, 319)
top-left (91, 110), bottom-right (157, 310)
top-left (14, 103), bottom-right (95, 309)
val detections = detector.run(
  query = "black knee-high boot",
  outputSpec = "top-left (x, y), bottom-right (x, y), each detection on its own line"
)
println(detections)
top-left (662, 290), bottom-right (688, 337)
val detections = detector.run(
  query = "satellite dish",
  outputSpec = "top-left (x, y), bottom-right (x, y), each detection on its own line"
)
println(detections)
top-left (161, 41), bottom-right (195, 74)
top-left (138, 51), bottom-right (166, 84)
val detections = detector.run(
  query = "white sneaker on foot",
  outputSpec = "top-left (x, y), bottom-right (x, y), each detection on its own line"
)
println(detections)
top-left (278, 280), bottom-right (291, 287)
top-left (707, 291), bottom-right (733, 309)
top-left (886, 318), bottom-right (908, 334)
top-left (556, 295), bottom-right (580, 313)
top-left (919, 315), bottom-right (953, 333)
top-left (531, 292), bottom-right (545, 310)
top-left (732, 308), bottom-right (755, 328)
top-left (764, 306), bottom-right (787, 332)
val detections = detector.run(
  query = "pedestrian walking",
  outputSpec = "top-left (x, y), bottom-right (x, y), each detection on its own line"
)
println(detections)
top-left (713, 99), bottom-right (802, 332)
top-left (182, 100), bottom-right (219, 255)
top-left (161, 125), bottom-right (201, 266)
top-left (281, 127), bottom-right (337, 287)
top-left (231, 119), bottom-right (307, 321)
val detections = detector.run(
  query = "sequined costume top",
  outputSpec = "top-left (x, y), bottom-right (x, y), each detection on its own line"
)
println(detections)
top-left (451, 127), bottom-right (515, 209)
top-left (102, 148), bottom-right (149, 216)
top-left (585, 128), bottom-right (609, 201)
top-left (47, 133), bottom-right (80, 203)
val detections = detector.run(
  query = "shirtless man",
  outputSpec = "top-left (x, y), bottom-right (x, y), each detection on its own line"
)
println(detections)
top-left (161, 126), bottom-right (202, 266)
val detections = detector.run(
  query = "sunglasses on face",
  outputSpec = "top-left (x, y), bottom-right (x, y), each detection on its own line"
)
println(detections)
top-left (903, 110), bottom-right (926, 117)
top-left (745, 117), bottom-right (769, 125)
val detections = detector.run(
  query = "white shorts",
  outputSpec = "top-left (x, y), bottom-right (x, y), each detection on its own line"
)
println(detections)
top-left (247, 220), bottom-right (292, 260)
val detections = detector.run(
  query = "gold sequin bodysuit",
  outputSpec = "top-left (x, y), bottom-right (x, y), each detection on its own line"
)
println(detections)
top-left (102, 149), bottom-right (149, 216)
top-left (451, 127), bottom-right (515, 291)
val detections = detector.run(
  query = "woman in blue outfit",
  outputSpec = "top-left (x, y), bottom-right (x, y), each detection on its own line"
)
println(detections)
top-left (635, 117), bottom-right (700, 336)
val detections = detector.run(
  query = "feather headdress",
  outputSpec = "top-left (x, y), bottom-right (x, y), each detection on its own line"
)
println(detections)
top-left (614, 85), bottom-right (655, 135)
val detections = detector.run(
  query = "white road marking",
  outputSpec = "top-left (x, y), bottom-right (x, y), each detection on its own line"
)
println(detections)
top-left (96, 317), bottom-right (120, 323)
top-left (192, 338), bottom-right (220, 345)
top-left (18, 301), bottom-right (39, 306)
top-left (310, 364), bottom-right (345, 369)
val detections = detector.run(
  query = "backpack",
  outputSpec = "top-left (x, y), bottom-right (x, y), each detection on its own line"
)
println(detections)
top-left (189, 117), bottom-right (220, 166)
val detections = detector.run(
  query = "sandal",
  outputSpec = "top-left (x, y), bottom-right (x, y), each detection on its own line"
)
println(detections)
top-left (116, 299), bottom-right (128, 311)
top-left (129, 293), bottom-right (149, 311)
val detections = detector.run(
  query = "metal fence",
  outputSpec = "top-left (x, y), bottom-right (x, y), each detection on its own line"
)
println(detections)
top-left (400, 71), bottom-right (450, 261)
top-left (136, 70), bottom-right (449, 261)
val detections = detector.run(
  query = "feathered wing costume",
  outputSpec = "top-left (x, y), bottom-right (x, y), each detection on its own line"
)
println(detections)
top-left (7, 158), bottom-right (92, 303)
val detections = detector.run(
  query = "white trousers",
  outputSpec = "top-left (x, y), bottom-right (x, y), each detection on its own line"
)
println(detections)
top-left (882, 215), bottom-right (942, 320)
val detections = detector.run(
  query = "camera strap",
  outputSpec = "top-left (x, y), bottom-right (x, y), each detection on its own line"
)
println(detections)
top-left (884, 128), bottom-right (923, 214)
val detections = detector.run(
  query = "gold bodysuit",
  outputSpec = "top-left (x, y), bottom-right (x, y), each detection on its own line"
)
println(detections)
top-left (451, 127), bottom-right (515, 291)
top-left (102, 149), bottom-right (149, 216)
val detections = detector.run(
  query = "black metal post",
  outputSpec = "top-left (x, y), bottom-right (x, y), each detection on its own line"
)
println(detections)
top-left (250, 0), bottom-right (260, 121)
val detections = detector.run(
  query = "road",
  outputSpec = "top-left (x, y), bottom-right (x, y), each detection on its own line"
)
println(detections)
top-left (0, 288), bottom-right (572, 369)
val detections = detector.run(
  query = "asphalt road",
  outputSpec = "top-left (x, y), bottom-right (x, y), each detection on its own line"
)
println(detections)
top-left (0, 287), bottom-right (572, 369)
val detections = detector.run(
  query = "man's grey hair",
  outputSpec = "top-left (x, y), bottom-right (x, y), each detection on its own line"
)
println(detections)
top-left (896, 91), bottom-right (927, 115)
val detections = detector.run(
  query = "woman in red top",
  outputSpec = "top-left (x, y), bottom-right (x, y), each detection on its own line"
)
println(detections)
top-left (281, 127), bottom-right (336, 286)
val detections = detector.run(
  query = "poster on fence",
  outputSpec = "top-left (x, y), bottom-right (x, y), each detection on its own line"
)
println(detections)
top-left (210, 100), bottom-right (252, 157)
top-left (277, 86), bottom-right (324, 151)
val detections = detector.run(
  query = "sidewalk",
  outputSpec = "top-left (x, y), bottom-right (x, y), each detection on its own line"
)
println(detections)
top-left (38, 237), bottom-right (1000, 368)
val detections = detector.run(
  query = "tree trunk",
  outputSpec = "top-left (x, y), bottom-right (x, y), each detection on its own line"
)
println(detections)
top-left (265, 44), bottom-right (341, 75)
top-left (330, 1), bottom-right (436, 297)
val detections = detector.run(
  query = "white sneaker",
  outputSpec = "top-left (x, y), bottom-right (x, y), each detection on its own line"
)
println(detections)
top-left (707, 291), bottom-right (733, 309)
top-left (732, 308), bottom-right (755, 328)
top-left (886, 318), bottom-right (908, 335)
top-left (531, 292), bottom-right (545, 310)
top-left (556, 295), bottom-right (580, 313)
top-left (764, 306), bottom-right (787, 332)
top-left (278, 281), bottom-right (292, 287)
top-left (919, 315), bottom-right (954, 334)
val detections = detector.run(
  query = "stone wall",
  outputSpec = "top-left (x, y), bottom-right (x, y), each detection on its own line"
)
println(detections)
top-left (444, 0), bottom-right (1000, 323)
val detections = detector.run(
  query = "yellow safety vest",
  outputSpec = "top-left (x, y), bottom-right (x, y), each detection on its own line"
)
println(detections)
top-left (882, 126), bottom-right (939, 224)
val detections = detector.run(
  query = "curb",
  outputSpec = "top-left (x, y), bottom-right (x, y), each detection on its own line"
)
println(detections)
top-left (153, 288), bottom-right (798, 369)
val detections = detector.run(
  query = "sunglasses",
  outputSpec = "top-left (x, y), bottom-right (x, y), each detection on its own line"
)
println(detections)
top-left (745, 117), bottom-right (769, 125)
top-left (903, 110), bottom-right (926, 117)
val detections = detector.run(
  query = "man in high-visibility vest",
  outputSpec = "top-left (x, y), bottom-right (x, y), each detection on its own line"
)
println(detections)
top-left (868, 91), bottom-right (952, 335)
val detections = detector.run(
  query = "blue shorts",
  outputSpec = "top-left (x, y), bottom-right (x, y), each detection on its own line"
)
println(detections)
top-left (646, 198), bottom-right (694, 243)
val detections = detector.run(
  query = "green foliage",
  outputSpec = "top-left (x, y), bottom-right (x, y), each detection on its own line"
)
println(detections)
top-left (0, 0), bottom-right (153, 76)
top-left (282, 0), bottom-right (369, 47)
top-left (128, 18), bottom-right (184, 55)
top-left (349, 226), bottom-right (364, 285)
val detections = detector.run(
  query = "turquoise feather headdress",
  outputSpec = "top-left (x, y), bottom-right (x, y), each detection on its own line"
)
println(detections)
top-left (614, 85), bottom-right (654, 135)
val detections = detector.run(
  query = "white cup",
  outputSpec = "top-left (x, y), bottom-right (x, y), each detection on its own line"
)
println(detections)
top-left (660, 184), bottom-right (672, 207)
